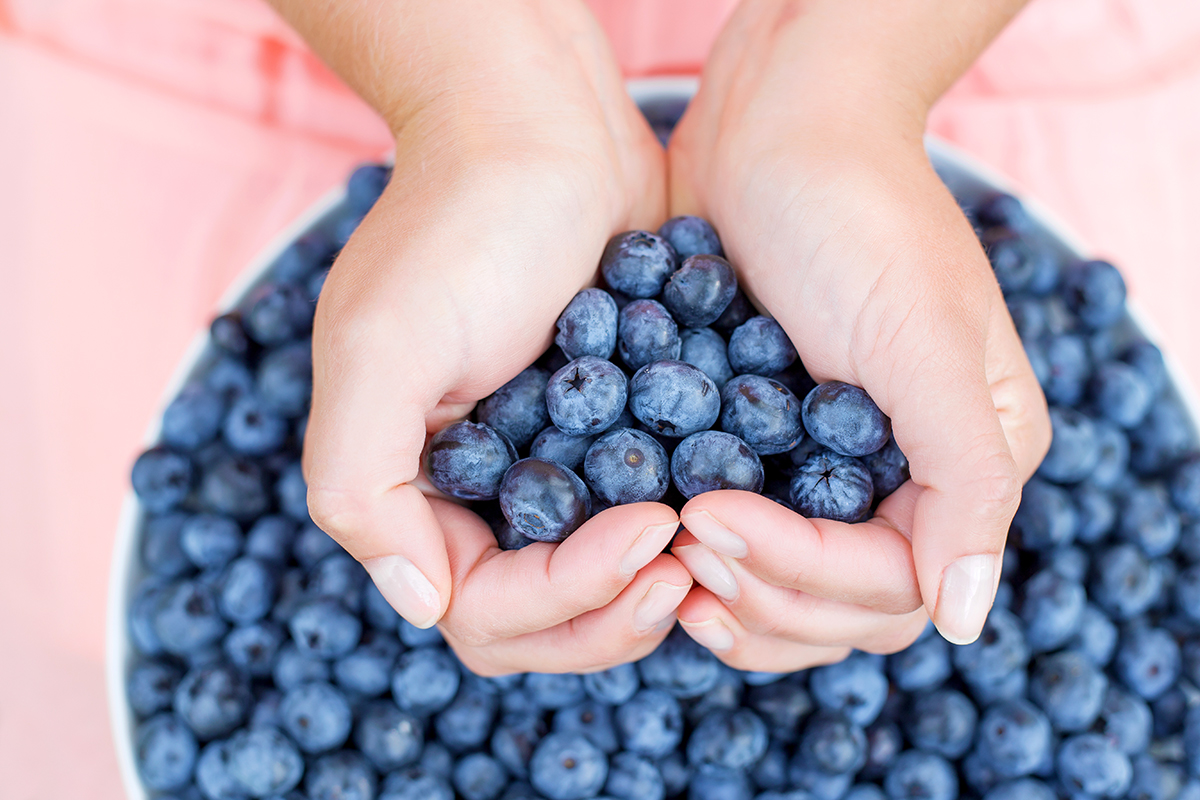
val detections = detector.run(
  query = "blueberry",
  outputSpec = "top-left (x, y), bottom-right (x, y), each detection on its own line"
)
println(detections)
top-left (1011, 478), bottom-right (1077, 550)
top-left (244, 281), bottom-right (312, 346)
top-left (615, 689), bottom-right (683, 758)
top-left (627, 361), bottom-right (719, 439)
top-left (305, 751), bottom-right (377, 800)
top-left (162, 382), bottom-right (227, 451)
top-left (529, 732), bottom-right (609, 800)
top-left (525, 673), bottom-right (588, 710)
top-left (381, 767), bottom-right (454, 800)
top-left (273, 463), bottom-right (309, 522)
top-left (153, 579), bottom-right (229, 656)
top-left (1119, 483), bottom-right (1180, 557)
top-left (976, 699), bottom-right (1052, 779)
top-left (530, 427), bottom-right (596, 472)
top-left (141, 513), bottom-right (193, 579)
top-left (906, 689), bottom-right (977, 759)
top-left (225, 726), bottom-right (304, 797)
top-left (1116, 626), bottom-right (1180, 700)
top-left (801, 381), bottom-right (891, 458)
top-left (662, 254), bottom-right (738, 328)
top-left (553, 700), bottom-right (619, 754)
top-left (398, 618), bottom-right (444, 648)
top-left (1090, 420), bottom-right (1131, 488)
top-left (334, 631), bottom-right (401, 697)
top-left (889, 633), bottom-right (951, 692)
top-left (492, 711), bottom-right (546, 779)
top-left (1171, 454), bottom-right (1200, 515)
top-left (136, 713), bottom-right (198, 791)
top-left (1122, 340), bottom-right (1168, 396)
top-left (600, 230), bottom-right (678, 299)
top-left (687, 709), bottom-right (768, 769)
top-left (1131, 395), bottom-right (1194, 476)
top-left (280, 681), bottom-right (352, 753)
top-left (288, 599), bottom-right (361, 659)
top-left (1018, 569), bottom-right (1085, 652)
top-left (1029, 650), bottom-right (1107, 732)
top-left (678, 327), bottom-right (734, 389)
top-left (952, 608), bottom-right (1029, 691)
top-left (1007, 295), bottom-right (1046, 341)
top-left (182, 514), bottom-right (244, 570)
top-left (671, 431), bottom-right (764, 498)
top-left (256, 341), bottom-right (312, 419)
top-left (637, 628), bottom-right (722, 699)
top-left (1091, 543), bottom-right (1163, 620)
top-left (726, 317), bottom-right (797, 376)
top-left (1071, 482), bottom-right (1115, 544)
top-left (433, 686), bottom-right (498, 753)
top-left (685, 666), bottom-right (743, 725)
top-left (982, 226), bottom-right (1037, 293)
top-left (745, 677), bottom-right (813, 742)
top-left (128, 658), bottom-right (185, 718)
top-left (582, 429), bottom-right (674, 508)
top-left (199, 454), bottom-right (269, 522)
top-left (1056, 733), bottom-right (1132, 799)
top-left (582, 664), bottom-right (640, 705)
top-left (346, 163), bottom-right (391, 214)
top-left (222, 621), bottom-right (283, 678)
top-left (1037, 406), bottom-right (1100, 484)
top-left (883, 751), bottom-right (957, 800)
top-left (1042, 334), bottom-right (1091, 407)
top-left (1094, 686), bottom-right (1152, 755)
top-left (353, 701), bottom-right (422, 772)
top-left (426, 421), bottom-right (517, 501)
top-left (789, 448), bottom-right (874, 523)
top-left (1090, 360), bottom-right (1154, 428)
top-left (133, 447), bottom-right (196, 513)
top-left (174, 664), bottom-right (252, 740)
top-left (982, 778), bottom-right (1055, 800)
top-left (553, 288), bottom-right (619, 361)
top-left (715, 374), bottom-right (802, 456)
top-left (211, 312), bottom-right (251, 356)
top-left (605, 751), bottom-right (664, 800)
top-left (206, 356), bottom-right (255, 407)
top-left (477, 367), bottom-right (552, 449)
top-left (658, 216), bottom-right (723, 261)
top-left (452, 752), bottom-right (507, 800)
top-left (843, 787), bottom-right (887, 800)
top-left (1069, 603), bottom-right (1118, 667)
top-left (618, 299), bottom-right (682, 370)
top-left (499, 458), bottom-right (591, 543)
top-left (798, 710), bottom-right (867, 774)
top-left (271, 642), bottom-right (330, 690)
top-left (495, 523), bottom-right (537, 551)
top-left (862, 721), bottom-right (904, 780)
top-left (785, 762), bottom-right (850, 800)
top-left (656, 752), bottom-right (691, 797)
top-left (712, 290), bottom-right (754, 333)
top-left (194, 739), bottom-right (245, 800)
top-left (391, 646), bottom-right (461, 716)
top-left (810, 654), bottom-right (889, 727)
top-left (1063, 259), bottom-right (1127, 330)
top-left (861, 435), bottom-right (909, 497)
top-left (975, 192), bottom-right (1034, 233)
top-left (547, 357), bottom-right (629, 436)
top-left (304, 551), bottom-right (367, 609)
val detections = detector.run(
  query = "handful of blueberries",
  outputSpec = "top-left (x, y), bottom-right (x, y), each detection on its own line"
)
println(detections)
top-left (127, 153), bottom-right (1200, 800)
top-left (427, 220), bottom-right (905, 546)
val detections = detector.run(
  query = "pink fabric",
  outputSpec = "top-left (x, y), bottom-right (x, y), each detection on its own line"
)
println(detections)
top-left (2, 1), bottom-right (1199, 797)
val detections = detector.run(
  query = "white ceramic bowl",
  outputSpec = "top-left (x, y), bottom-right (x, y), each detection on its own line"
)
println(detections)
top-left (107, 77), bottom-right (1199, 799)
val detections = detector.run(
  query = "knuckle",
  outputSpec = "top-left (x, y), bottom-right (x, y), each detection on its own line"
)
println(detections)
top-left (860, 614), bottom-right (929, 655)
top-left (445, 620), bottom-right (500, 650)
top-left (306, 485), bottom-right (366, 536)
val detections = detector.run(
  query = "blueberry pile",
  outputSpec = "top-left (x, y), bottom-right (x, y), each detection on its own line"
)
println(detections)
top-left (126, 149), bottom-right (1200, 800)
top-left (431, 225), bottom-right (905, 545)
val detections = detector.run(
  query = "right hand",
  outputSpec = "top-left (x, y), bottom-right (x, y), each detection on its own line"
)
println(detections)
top-left (301, 5), bottom-right (691, 676)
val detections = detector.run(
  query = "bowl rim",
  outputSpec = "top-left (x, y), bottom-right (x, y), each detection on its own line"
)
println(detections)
top-left (107, 76), bottom-right (1200, 800)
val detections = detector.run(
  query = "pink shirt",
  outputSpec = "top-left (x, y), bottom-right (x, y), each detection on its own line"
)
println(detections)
top-left (2, 1), bottom-right (1199, 795)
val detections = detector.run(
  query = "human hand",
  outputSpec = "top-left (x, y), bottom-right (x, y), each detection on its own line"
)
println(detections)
top-left (665, 0), bottom-right (1048, 670)
top-left (284, 1), bottom-right (691, 675)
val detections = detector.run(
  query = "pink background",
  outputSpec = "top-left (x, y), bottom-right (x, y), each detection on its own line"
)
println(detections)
top-left (3, 0), bottom-right (1200, 797)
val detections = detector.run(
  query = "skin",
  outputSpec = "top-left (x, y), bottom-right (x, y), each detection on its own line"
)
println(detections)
top-left (269, 0), bottom-right (1049, 675)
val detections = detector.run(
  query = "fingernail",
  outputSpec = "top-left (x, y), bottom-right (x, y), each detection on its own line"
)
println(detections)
top-left (672, 544), bottom-right (739, 602)
top-left (934, 554), bottom-right (999, 645)
top-left (363, 555), bottom-right (441, 629)
top-left (679, 617), bottom-right (735, 652)
top-left (621, 521), bottom-right (680, 577)
top-left (684, 511), bottom-right (748, 558)
top-left (632, 581), bottom-right (692, 633)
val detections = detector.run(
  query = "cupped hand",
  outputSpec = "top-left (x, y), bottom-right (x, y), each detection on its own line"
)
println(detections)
top-left (301, 14), bottom-right (691, 675)
top-left (665, 23), bottom-right (1050, 670)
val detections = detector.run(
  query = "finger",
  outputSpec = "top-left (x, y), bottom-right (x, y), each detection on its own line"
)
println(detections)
top-left (678, 491), bottom-right (921, 613)
top-left (671, 540), bottom-right (929, 648)
top-left (443, 554), bottom-right (693, 676)
top-left (435, 499), bottom-right (682, 646)
top-left (986, 301), bottom-right (1052, 481)
top-left (675, 588), bottom-right (854, 673)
